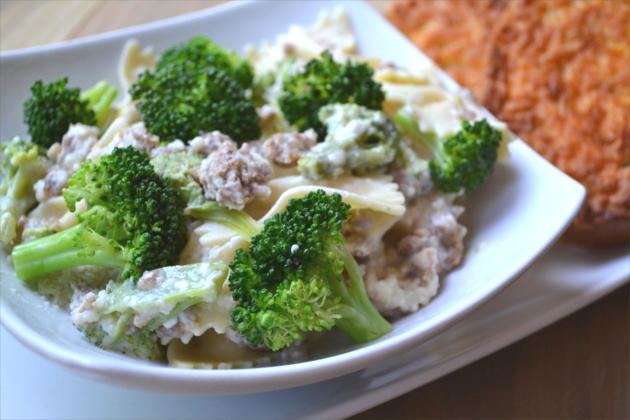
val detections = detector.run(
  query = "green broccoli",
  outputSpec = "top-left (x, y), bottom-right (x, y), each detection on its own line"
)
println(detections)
top-left (23, 78), bottom-right (118, 148)
top-left (157, 35), bottom-right (254, 89)
top-left (10, 146), bottom-right (187, 282)
top-left (297, 103), bottom-right (399, 180)
top-left (251, 69), bottom-right (278, 108)
top-left (149, 149), bottom-right (205, 205)
top-left (229, 189), bottom-right (392, 351)
top-left (150, 150), bottom-right (262, 239)
top-left (0, 137), bottom-right (50, 251)
top-left (394, 109), bottom-right (502, 193)
top-left (20, 222), bottom-right (59, 242)
top-left (251, 56), bottom-right (301, 107)
top-left (26, 266), bottom-right (118, 309)
top-left (251, 57), bottom-right (304, 136)
top-left (78, 322), bottom-right (164, 362)
top-left (394, 135), bottom-right (430, 178)
top-left (130, 62), bottom-right (261, 144)
top-left (278, 51), bottom-right (386, 139)
top-left (73, 261), bottom-right (229, 361)
top-left (185, 201), bottom-right (263, 240)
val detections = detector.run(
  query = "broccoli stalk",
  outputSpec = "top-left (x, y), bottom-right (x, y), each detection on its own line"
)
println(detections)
top-left (326, 241), bottom-right (391, 344)
top-left (12, 224), bottom-right (129, 280)
top-left (229, 189), bottom-right (392, 351)
top-left (394, 109), bottom-right (502, 193)
top-left (395, 135), bottom-right (430, 177)
top-left (297, 103), bottom-right (400, 180)
top-left (81, 80), bottom-right (119, 128)
top-left (185, 202), bottom-right (262, 240)
top-left (278, 50), bottom-right (386, 139)
top-left (0, 137), bottom-right (50, 250)
top-left (23, 78), bottom-right (118, 148)
top-left (73, 261), bottom-right (229, 361)
top-left (11, 146), bottom-right (187, 282)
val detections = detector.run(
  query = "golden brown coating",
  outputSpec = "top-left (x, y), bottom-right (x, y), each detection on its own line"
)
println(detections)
top-left (386, 0), bottom-right (630, 246)
top-left (386, 0), bottom-right (507, 92)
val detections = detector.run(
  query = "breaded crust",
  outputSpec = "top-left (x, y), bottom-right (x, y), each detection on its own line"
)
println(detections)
top-left (386, 0), bottom-right (630, 246)
top-left (386, 0), bottom-right (507, 93)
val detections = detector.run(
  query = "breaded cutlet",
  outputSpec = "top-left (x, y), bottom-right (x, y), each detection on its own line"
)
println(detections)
top-left (386, 0), bottom-right (630, 246)
top-left (385, 0), bottom-right (507, 93)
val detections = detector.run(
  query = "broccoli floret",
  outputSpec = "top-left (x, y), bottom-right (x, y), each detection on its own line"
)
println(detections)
top-left (0, 137), bottom-right (50, 250)
top-left (297, 103), bottom-right (399, 180)
top-left (150, 150), bottom-right (262, 239)
top-left (251, 57), bottom-right (304, 136)
top-left (251, 56), bottom-right (301, 107)
top-left (79, 322), bottom-right (164, 362)
top-left (73, 261), bottom-right (229, 361)
top-left (278, 51), bottom-right (386, 139)
top-left (251, 69), bottom-right (278, 108)
top-left (157, 35), bottom-right (254, 89)
top-left (131, 35), bottom-right (258, 143)
top-left (11, 146), bottom-right (187, 282)
top-left (394, 109), bottom-right (502, 193)
top-left (27, 266), bottom-right (118, 309)
top-left (149, 149), bottom-right (205, 204)
top-left (130, 61), bottom-right (261, 143)
top-left (23, 78), bottom-right (118, 148)
top-left (229, 189), bottom-right (392, 351)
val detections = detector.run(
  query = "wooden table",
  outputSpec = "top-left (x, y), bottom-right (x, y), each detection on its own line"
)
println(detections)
top-left (1, 1), bottom-right (628, 418)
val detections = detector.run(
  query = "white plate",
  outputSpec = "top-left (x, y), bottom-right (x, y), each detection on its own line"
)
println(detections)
top-left (0, 0), bottom-right (585, 395)
top-left (2, 244), bottom-right (627, 420)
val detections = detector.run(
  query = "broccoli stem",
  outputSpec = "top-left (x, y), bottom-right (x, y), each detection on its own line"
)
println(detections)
top-left (394, 109), bottom-right (442, 158)
top-left (11, 224), bottom-right (127, 281)
top-left (111, 310), bottom-right (134, 343)
top-left (145, 297), bottom-right (204, 330)
top-left (185, 202), bottom-right (262, 239)
top-left (396, 137), bottom-right (430, 177)
top-left (80, 81), bottom-right (118, 128)
top-left (329, 246), bottom-right (393, 343)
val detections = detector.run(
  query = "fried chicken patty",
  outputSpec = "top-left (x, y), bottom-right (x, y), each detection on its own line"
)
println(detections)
top-left (387, 0), bottom-right (630, 246)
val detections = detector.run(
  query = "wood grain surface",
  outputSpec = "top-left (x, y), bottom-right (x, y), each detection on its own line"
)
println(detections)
top-left (1, 1), bottom-right (628, 419)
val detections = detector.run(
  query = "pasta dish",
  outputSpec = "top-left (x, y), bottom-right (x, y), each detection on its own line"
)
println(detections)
top-left (0, 7), bottom-right (512, 368)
